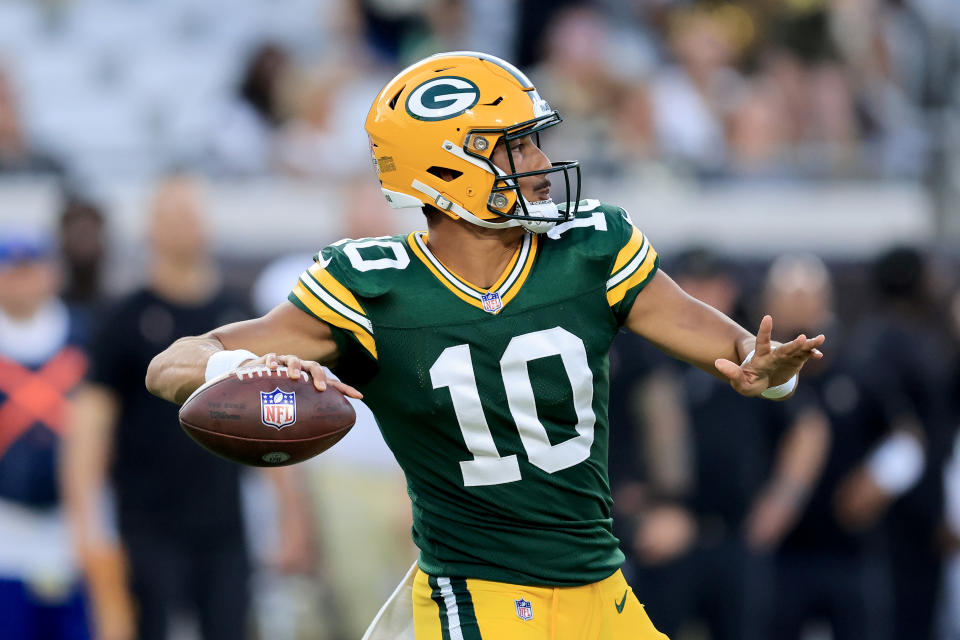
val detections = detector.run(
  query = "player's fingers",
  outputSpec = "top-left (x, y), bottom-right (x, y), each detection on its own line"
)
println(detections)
top-left (264, 353), bottom-right (279, 369)
top-left (774, 334), bottom-right (807, 358)
top-left (714, 358), bottom-right (744, 383)
top-left (302, 361), bottom-right (328, 391)
top-left (279, 355), bottom-right (303, 380)
top-left (755, 315), bottom-right (773, 356)
top-left (331, 380), bottom-right (363, 400)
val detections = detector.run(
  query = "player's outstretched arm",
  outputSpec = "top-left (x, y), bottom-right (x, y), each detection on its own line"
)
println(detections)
top-left (625, 270), bottom-right (824, 398)
top-left (145, 301), bottom-right (359, 405)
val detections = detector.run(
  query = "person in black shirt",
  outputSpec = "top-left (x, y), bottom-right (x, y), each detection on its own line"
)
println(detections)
top-left (609, 250), bottom-right (827, 640)
top-left (62, 175), bottom-right (313, 640)
top-left (847, 247), bottom-right (953, 640)
top-left (767, 253), bottom-right (929, 640)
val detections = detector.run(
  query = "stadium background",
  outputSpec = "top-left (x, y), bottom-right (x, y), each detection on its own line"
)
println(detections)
top-left (0, 0), bottom-right (959, 639)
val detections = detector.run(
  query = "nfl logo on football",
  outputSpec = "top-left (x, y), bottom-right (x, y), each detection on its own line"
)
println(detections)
top-left (260, 388), bottom-right (297, 429)
top-left (481, 291), bottom-right (502, 313)
top-left (515, 597), bottom-right (533, 621)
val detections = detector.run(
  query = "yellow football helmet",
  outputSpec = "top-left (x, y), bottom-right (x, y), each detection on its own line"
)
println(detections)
top-left (364, 51), bottom-right (581, 233)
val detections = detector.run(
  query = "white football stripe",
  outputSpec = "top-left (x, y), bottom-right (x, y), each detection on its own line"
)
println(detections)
top-left (437, 577), bottom-right (465, 640)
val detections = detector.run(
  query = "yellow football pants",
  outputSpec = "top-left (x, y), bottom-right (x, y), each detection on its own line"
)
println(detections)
top-left (412, 568), bottom-right (669, 639)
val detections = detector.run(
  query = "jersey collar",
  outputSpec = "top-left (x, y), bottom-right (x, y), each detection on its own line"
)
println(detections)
top-left (406, 231), bottom-right (538, 314)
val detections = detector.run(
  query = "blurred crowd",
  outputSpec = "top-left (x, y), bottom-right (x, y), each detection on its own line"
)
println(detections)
top-left (0, 0), bottom-right (957, 185)
top-left (1, 1), bottom-right (960, 640)
top-left (609, 247), bottom-right (960, 640)
top-left (3, 173), bottom-right (960, 640)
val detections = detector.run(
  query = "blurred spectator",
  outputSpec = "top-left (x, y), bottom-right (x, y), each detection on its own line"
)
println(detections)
top-left (724, 78), bottom-right (792, 179)
top-left (850, 246), bottom-right (954, 640)
top-left (356, 0), bottom-right (430, 63)
top-left (57, 194), bottom-right (105, 308)
top-left (606, 84), bottom-right (658, 173)
top-left (531, 6), bottom-right (646, 169)
top-left (250, 253), bottom-right (415, 639)
top-left (828, 0), bottom-right (932, 177)
top-left (650, 6), bottom-right (744, 176)
top-left (513, 0), bottom-right (582, 68)
top-left (939, 285), bottom-right (960, 640)
top-left (57, 193), bottom-right (107, 349)
top-left (61, 174), bottom-right (314, 640)
top-left (609, 249), bottom-right (825, 640)
top-left (275, 66), bottom-right (382, 179)
top-left (0, 67), bottom-right (64, 176)
top-left (766, 253), bottom-right (923, 640)
top-left (205, 43), bottom-right (291, 176)
top-left (0, 232), bottom-right (91, 639)
top-left (400, 0), bottom-right (468, 63)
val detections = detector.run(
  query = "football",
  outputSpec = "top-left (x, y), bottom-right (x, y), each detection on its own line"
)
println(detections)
top-left (179, 365), bottom-right (356, 467)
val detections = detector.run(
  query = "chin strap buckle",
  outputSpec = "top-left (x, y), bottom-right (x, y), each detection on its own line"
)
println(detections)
top-left (435, 194), bottom-right (453, 210)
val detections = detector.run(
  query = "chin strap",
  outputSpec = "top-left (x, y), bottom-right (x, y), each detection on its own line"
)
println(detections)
top-left (411, 179), bottom-right (522, 230)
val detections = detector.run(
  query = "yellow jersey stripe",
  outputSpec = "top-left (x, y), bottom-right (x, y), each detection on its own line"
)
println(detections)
top-left (407, 233), bottom-right (486, 310)
top-left (489, 244), bottom-right (522, 291)
top-left (407, 232), bottom-right (538, 313)
top-left (291, 281), bottom-right (378, 359)
top-left (298, 273), bottom-right (372, 333)
top-left (500, 234), bottom-right (538, 306)
top-left (606, 246), bottom-right (658, 306)
top-left (611, 226), bottom-right (644, 275)
top-left (420, 234), bottom-right (523, 294)
top-left (306, 263), bottom-right (365, 316)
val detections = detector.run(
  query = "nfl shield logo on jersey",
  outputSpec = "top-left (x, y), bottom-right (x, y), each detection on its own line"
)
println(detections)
top-left (260, 388), bottom-right (296, 429)
top-left (514, 597), bottom-right (533, 621)
top-left (481, 291), bottom-right (503, 313)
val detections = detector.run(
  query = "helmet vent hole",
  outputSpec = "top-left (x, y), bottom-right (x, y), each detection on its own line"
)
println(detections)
top-left (427, 166), bottom-right (463, 182)
top-left (484, 97), bottom-right (504, 106)
top-left (388, 87), bottom-right (404, 110)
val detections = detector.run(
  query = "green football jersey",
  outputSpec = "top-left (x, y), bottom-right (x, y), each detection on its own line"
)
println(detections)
top-left (288, 200), bottom-right (659, 586)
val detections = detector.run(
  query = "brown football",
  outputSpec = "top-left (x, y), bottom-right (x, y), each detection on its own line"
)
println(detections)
top-left (179, 365), bottom-right (356, 467)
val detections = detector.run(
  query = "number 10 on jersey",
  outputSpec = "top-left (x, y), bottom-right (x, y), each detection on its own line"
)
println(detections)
top-left (429, 327), bottom-right (597, 487)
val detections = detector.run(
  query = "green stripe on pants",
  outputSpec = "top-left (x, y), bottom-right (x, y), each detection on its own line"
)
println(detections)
top-left (449, 578), bottom-right (482, 640)
top-left (428, 575), bottom-right (451, 640)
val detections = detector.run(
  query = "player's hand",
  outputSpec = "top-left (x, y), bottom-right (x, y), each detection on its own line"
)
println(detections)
top-left (714, 315), bottom-right (824, 398)
top-left (244, 353), bottom-right (363, 399)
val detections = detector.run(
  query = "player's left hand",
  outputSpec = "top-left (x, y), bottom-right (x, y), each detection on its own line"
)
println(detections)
top-left (714, 315), bottom-right (824, 398)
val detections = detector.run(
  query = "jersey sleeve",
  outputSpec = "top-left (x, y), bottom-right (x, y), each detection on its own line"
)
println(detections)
top-left (605, 207), bottom-right (659, 324)
top-left (287, 247), bottom-right (378, 363)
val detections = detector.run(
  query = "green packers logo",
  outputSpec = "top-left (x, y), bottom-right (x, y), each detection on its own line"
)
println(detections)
top-left (405, 76), bottom-right (480, 121)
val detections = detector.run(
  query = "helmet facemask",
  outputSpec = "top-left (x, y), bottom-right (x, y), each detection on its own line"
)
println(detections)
top-left (464, 112), bottom-right (581, 233)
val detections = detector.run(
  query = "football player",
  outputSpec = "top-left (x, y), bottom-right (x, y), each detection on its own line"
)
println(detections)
top-left (146, 52), bottom-right (824, 639)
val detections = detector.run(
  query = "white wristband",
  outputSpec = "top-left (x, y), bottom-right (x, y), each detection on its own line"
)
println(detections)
top-left (205, 349), bottom-right (258, 382)
top-left (741, 349), bottom-right (799, 399)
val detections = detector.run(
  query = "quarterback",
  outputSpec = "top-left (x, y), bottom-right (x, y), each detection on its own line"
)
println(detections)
top-left (147, 52), bottom-right (823, 639)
